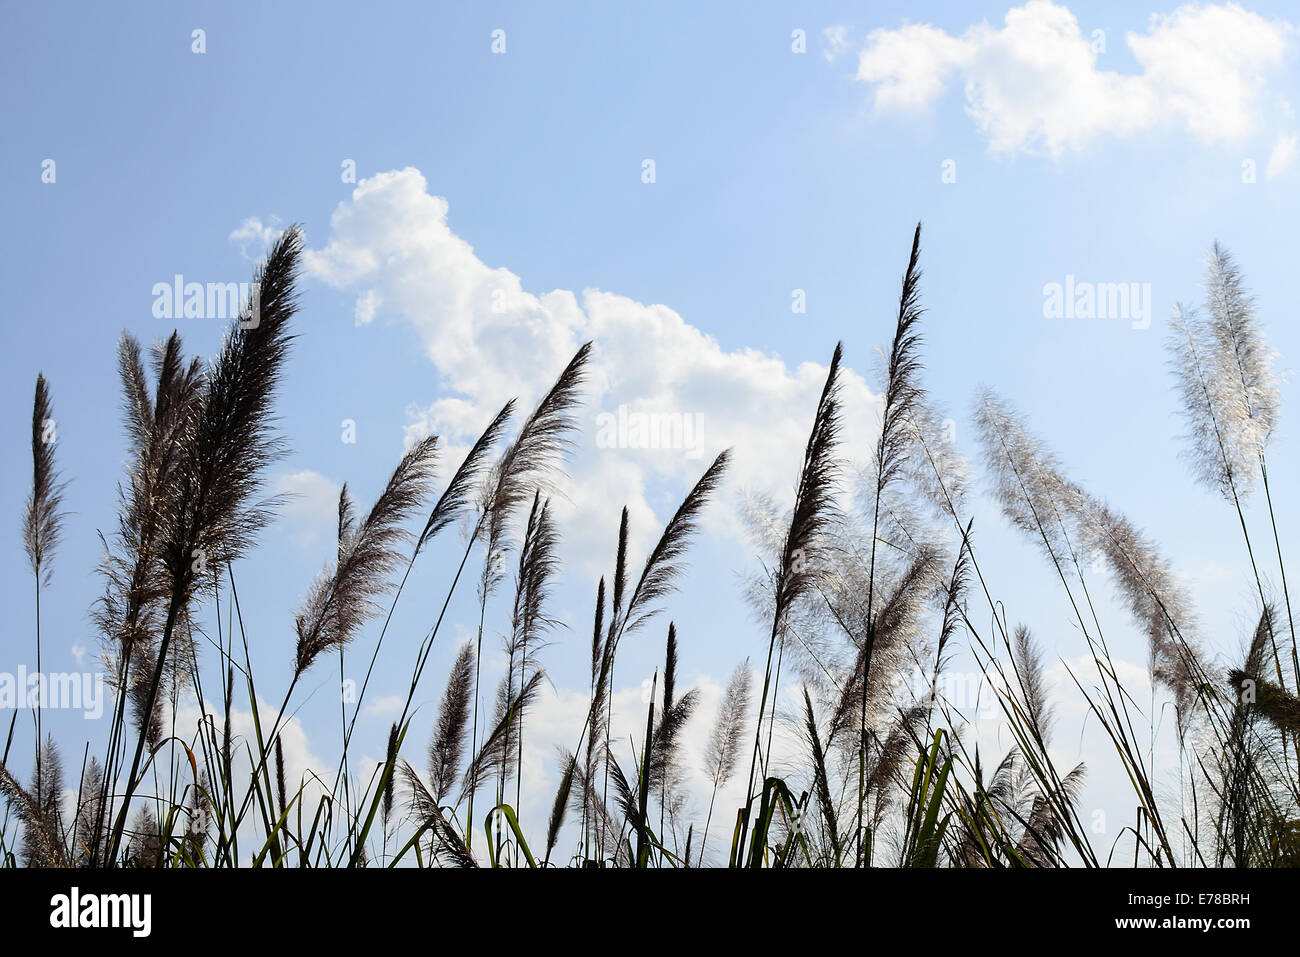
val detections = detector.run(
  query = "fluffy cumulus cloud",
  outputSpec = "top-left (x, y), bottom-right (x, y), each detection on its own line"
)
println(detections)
top-left (304, 167), bottom-right (881, 572)
top-left (842, 1), bottom-right (1292, 157)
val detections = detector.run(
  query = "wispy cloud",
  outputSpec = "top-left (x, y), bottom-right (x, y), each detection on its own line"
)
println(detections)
top-left (836, 1), bottom-right (1292, 157)
top-left (363, 694), bottom-right (404, 719)
top-left (228, 216), bottom-right (283, 260)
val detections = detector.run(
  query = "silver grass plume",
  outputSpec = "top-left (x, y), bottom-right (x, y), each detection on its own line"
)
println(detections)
top-left (24, 373), bottom-right (67, 583)
top-left (399, 760), bottom-right (477, 867)
top-left (664, 621), bottom-right (679, 714)
top-left (416, 400), bottom-right (515, 554)
top-left (975, 389), bottom-right (1203, 712)
top-left (501, 493), bottom-right (561, 796)
top-left (183, 770), bottom-right (212, 861)
top-left (7, 738), bottom-right (66, 867)
top-left (1230, 615), bottom-right (1300, 739)
top-left (605, 754), bottom-right (644, 835)
top-left (478, 344), bottom-right (591, 600)
top-left (704, 661), bottom-right (752, 789)
top-left (126, 806), bottom-right (161, 868)
top-left (545, 750), bottom-right (578, 863)
top-left (931, 525), bottom-right (973, 707)
top-left (294, 435), bottom-right (439, 676)
top-left (337, 482), bottom-right (357, 563)
top-left (584, 549), bottom-right (618, 854)
top-left (459, 670), bottom-right (546, 802)
top-left (829, 547), bottom-right (939, 747)
top-left (737, 489), bottom-right (789, 563)
top-left (586, 450), bottom-right (731, 854)
top-left (1, 760), bottom-right (66, 867)
top-left (900, 396), bottom-right (969, 522)
top-left (382, 723), bottom-right (398, 828)
top-left (861, 705), bottom-right (927, 831)
top-left (110, 231), bottom-right (307, 862)
top-left (953, 748), bottom-right (1017, 867)
top-left (400, 760), bottom-right (438, 828)
top-left (972, 387), bottom-right (1079, 563)
top-left (801, 685), bottom-right (840, 856)
top-left (589, 513), bottom-right (628, 807)
top-left (583, 576), bottom-right (609, 828)
top-left (73, 757), bottom-right (106, 865)
top-left (741, 343), bottom-right (842, 852)
top-left (736, 491), bottom-right (838, 694)
top-left (1167, 245), bottom-right (1278, 498)
top-left (1168, 307), bottom-right (1260, 498)
top-left (570, 758), bottom-right (622, 860)
top-left (697, 660), bottom-right (751, 864)
top-left (464, 345), bottom-right (589, 848)
top-left (649, 626), bottom-right (700, 799)
top-left (274, 738), bottom-right (287, 820)
top-left (95, 333), bottom-right (202, 706)
top-left (853, 226), bottom-right (925, 864)
top-left (1170, 244), bottom-right (1293, 710)
top-left (24, 374), bottom-right (66, 829)
top-left (1017, 762), bottom-right (1086, 868)
top-left (1012, 625), bottom-right (1055, 748)
top-left (873, 227), bottom-right (926, 500)
top-left (506, 493), bottom-right (561, 668)
top-left (615, 449), bottom-right (732, 640)
top-left (774, 343), bottom-right (844, 636)
top-left (161, 227), bottom-right (303, 601)
top-left (608, 507), bottom-right (630, 644)
top-left (1073, 496), bottom-right (1203, 720)
top-left (1203, 244), bottom-right (1278, 478)
top-left (428, 641), bottom-right (475, 804)
top-left (93, 332), bottom-right (201, 857)
top-left (127, 638), bottom-right (166, 747)
top-left (1219, 606), bottom-right (1274, 865)
top-left (590, 576), bottom-right (606, 694)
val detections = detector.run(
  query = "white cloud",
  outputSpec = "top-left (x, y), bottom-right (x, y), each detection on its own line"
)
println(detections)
top-left (822, 24), bottom-right (853, 62)
top-left (304, 168), bottom-right (881, 574)
top-left (363, 694), bottom-right (404, 719)
top-left (1267, 132), bottom-right (1298, 177)
top-left (354, 288), bottom-right (383, 326)
top-left (228, 216), bottom-right (281, 260)
top-left (842, 1), bottom-right (1291, 157)
top-left (274, 470), bottom-right (342, 548)
top-left (856, 22), bottom-right (973, 111)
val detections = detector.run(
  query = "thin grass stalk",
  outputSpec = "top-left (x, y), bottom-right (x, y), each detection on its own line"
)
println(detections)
top-left (739, 342), bottom-right (842, 865)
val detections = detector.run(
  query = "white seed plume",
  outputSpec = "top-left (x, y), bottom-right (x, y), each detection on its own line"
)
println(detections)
top-left (972, 387), bottom-right (1082, 564)
top-left (974, 388), bottom-right (1203, 715)
top-left (1167, 244), bottom-right (1280, 499)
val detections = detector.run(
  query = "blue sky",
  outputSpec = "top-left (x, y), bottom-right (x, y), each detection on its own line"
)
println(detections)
top-left (3, 0), bottom-right (1298, 861)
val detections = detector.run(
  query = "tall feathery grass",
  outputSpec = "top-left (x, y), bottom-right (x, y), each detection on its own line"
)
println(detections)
top-left (2, 225), bottom-right (1297, 868)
